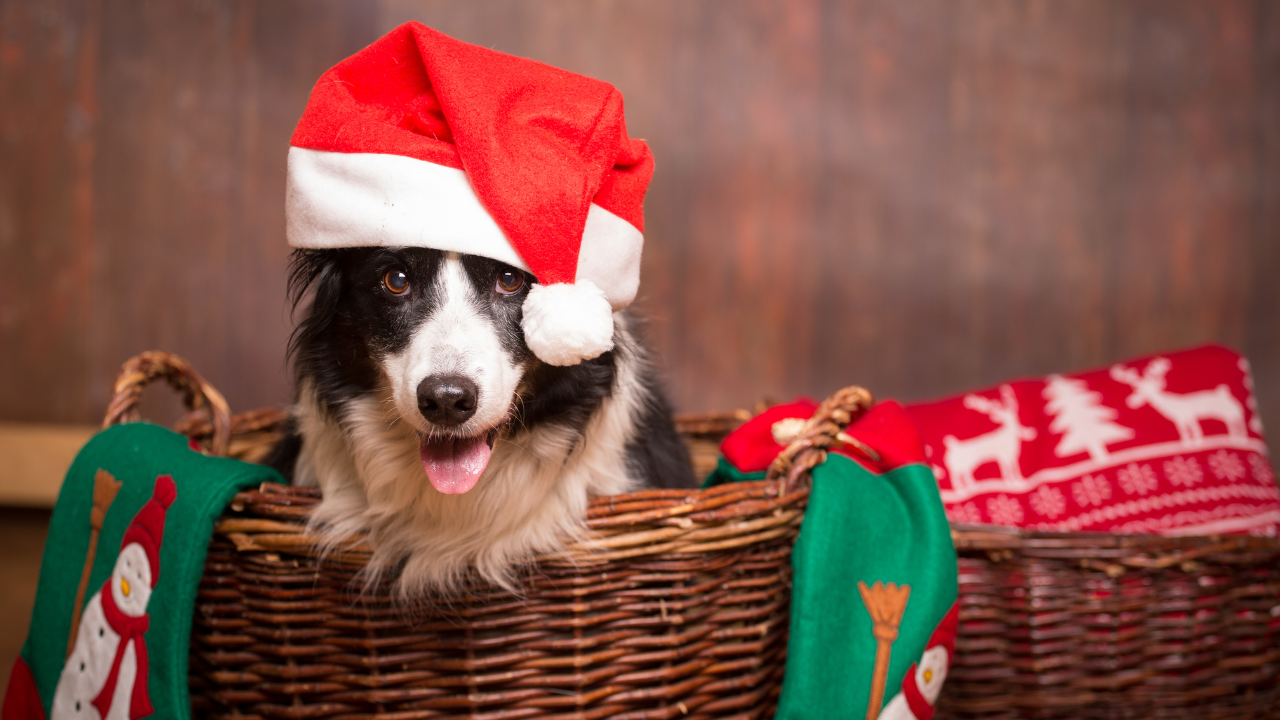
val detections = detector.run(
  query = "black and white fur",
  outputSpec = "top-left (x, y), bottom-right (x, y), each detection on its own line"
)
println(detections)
top-left (268, 247), bottom-right (693, 595)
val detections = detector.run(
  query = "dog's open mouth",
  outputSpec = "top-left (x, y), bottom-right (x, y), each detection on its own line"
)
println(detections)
top-left (418, 424), bottom-right (504, 495)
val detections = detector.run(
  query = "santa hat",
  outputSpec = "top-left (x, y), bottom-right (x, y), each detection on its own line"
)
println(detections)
top-left (286, 22), bottom-right (654, 366)
top-left (119, 475), bottom-right (176, 587)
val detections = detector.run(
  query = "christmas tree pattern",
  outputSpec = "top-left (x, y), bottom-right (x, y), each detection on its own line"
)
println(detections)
top-left (1042, 375), bottom-right (1134, 462)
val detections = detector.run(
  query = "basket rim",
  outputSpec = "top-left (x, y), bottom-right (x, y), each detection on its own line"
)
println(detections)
top-left (216, 479), bottom-right (812, 568)
top-left (106, 350), bottom-right (1280, 568)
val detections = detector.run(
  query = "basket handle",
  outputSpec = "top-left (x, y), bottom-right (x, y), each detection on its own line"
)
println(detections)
top-left (766, 385), bottom-right (876, 493)
top-left (102, 351), bottom-right (232, 457)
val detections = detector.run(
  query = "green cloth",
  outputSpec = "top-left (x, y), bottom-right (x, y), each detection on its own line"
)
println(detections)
top-left (776, 453), bottom-right (957, 719)
top-left (701, 456), bottom-right (766, 487)
top-left (18, 423), bottom-right (281, 719)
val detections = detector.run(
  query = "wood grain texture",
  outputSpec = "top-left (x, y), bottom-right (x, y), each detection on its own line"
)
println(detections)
top-left (2, 0), bottom-right (1277, 434)
top-left (0, 0), bottom-right (378, 423)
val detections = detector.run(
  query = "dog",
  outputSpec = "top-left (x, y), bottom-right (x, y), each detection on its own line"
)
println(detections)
top-left (267, 246), bottom-right (695, 596)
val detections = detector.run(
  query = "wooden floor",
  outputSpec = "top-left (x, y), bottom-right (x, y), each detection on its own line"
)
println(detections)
top-left (0, 507), bottom-right (50, 703)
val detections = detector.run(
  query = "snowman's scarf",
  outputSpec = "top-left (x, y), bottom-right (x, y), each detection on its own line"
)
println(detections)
top-left (92, 583), bottom-right (152, 720)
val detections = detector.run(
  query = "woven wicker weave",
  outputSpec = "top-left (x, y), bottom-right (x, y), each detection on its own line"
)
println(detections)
top-left (938, 527), bottom-right (1280, 720)
top-left (106, 351), bottom-right (1280, 719)
top-left (190, 483), bottom-right (802, 720)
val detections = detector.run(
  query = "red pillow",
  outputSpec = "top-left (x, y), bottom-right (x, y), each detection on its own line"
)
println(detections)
top-left (904, 345), bottom-right (1279, 535)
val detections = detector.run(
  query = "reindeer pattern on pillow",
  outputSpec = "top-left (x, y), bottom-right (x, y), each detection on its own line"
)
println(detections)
top-left (906, 345), bottom-right (1278, 535)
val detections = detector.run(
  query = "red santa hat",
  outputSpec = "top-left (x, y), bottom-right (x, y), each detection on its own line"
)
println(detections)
top-left (119, 475), bottom-right (176, 587)
top-left (286, 22), bottom-right (654, 366)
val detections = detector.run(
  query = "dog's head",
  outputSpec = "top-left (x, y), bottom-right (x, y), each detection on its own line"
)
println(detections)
top-left (290, 247), bottom-right (539, 495)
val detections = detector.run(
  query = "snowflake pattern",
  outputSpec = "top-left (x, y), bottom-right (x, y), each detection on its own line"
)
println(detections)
top-left (1029, 485), bottom-right (1066, 519)
top-left (1207, 450), bottom-right (1246, 482)
top-left (947, 502), bottom-right (983, 524)
top-left (1072, 474), bottom-right (1112, 508)
top-left (986, 494), bottom-right (1025, 526)
top-left (1249, 454), bottom-right (1276, 487)
top-left (1162, 456), bottom-right (1203, 487)
top-left (1117, 463), bottom-right (1158, 496)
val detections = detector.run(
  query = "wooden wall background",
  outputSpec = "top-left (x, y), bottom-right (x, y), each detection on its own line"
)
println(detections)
top-left (2, 0), bottom-right (1278, 430)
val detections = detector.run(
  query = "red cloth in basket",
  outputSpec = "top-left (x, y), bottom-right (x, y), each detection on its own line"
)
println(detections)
top-left (904, 345), bottom-right (1280, 535)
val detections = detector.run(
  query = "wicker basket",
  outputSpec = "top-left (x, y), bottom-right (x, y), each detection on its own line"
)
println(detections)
top-left (938, 527), bottom-right (1280, 720)
top-left (104, 352), bottom-right (1280, 719)
top-left (105, 353), bottom-right (841, 720)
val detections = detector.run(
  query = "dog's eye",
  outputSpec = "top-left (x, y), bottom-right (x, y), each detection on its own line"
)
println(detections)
top-left (383, 269), bottom-right (410, 295)
top-left (496, 271), bottom-right (524, 295)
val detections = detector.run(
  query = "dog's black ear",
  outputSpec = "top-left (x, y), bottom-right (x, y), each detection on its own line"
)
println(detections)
top-left (287, 248), bottom-right (336, 310)
top-left (286, 248), bottom-right (347, 363)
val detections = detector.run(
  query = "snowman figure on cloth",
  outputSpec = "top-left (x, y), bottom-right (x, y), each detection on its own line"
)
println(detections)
top-left (878, 604), bottom-right (959, 720)
top-left (51, 476), bottom-right (174, 720)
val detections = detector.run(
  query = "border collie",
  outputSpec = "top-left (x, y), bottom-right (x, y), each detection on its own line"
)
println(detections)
top-left (268, 247), bottom-right (694, 595)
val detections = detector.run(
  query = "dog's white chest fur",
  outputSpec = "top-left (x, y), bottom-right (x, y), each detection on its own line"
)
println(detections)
top-left (290, 277), bottom-right (650, 594)
top-left (293, 373), bottom-right (640, 593)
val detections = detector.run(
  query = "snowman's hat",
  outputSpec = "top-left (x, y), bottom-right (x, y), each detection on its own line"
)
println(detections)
top-left (119, 475), bottom-right (176, 588)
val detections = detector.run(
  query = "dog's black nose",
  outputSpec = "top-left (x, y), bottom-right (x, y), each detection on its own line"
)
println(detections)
top-left (417, 375), bottom-right (479, 426)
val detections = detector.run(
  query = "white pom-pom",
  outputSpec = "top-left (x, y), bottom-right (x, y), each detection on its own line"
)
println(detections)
top-left (522, 281), bottom-right (615, 366)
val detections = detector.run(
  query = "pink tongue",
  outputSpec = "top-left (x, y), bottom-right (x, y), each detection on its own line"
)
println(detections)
top-left (419, 435), bottom-right (492, 494)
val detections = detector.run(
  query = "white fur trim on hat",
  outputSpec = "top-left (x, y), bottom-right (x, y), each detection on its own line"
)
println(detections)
top-left (287, 149), bottom-right (645, 314)
top-left (286, 147), bottom-right (530, 270)
top-left (521, 281), bottom-right (615, 366)
top-left (577, 204), bottom-right (642, 310)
